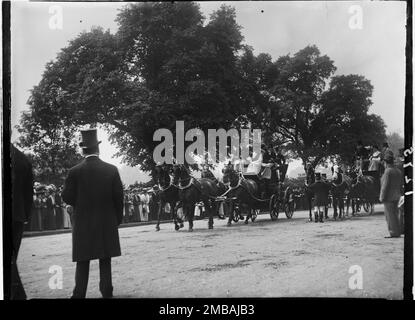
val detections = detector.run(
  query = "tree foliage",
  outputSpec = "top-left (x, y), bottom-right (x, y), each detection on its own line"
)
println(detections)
top-left (240, 45), bottom-right (386, 168)
top-left (16, 113), bottom-right (82, 185)
top-left (16, 2), bottom-right (387, 178)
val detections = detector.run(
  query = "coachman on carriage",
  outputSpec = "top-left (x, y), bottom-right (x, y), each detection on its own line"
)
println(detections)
top-left (220, 144), bottom-right (292, 225)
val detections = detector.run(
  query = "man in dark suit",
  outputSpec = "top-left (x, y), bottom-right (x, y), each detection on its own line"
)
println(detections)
top-left (62, 128), bottom-right (123, 298)
top-left (10, 144), bottom-right (34, 299)
top-left (308, 172), bottom-right (331, 223)
top-left (380, 150), bottom-right (403, 238)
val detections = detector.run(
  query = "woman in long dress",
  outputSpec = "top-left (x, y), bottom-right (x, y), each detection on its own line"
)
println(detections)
top-left (31, 194), bottom-right (42, 231)
top-left (62, 202), bottom-right (72, 229)
top-left (140, 193), bottom-right (150, 222)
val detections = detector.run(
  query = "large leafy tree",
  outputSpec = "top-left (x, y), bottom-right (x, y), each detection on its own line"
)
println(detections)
top-left (242, 45), bottom-right (386, 168)
top-left (15, 112), bottom-right (82, 185)
top-left (17, 2), bottom-right (252, 173)
top-left (17, 2), bottom-right (387, 178)
top-left (114, 3), bottom-right (250, 168)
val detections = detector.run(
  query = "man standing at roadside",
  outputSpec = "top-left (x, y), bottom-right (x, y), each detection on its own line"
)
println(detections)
top-left (308, 172), bottom-right (331, 223)
top-left (63, 128), bottom-right (123, 298)
top-left (380, 150), bottom-right (403, 238)
top-left (9, 144), bottom-right (33, 299)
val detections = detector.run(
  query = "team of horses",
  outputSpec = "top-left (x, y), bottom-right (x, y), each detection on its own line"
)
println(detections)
top-left (304, 167), bottom-right (378, 222)
top-left (153, 164), bottom-right (227, 232)
top-left (152, 162), bottom-right (379, 231)
top-left (152, 162), bottom-right (293, 231)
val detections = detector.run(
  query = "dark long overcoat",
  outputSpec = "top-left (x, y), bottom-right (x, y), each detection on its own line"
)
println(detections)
top-left (11, 145), bottom-right (33, 223)
top-left (309, 181), bottom-right (331, 206)
top-left (62, 156), bottom-right (123, 262)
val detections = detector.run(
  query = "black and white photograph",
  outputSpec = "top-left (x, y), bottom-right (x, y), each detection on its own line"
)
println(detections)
top-left (2, 0), bottom-right (412, 303)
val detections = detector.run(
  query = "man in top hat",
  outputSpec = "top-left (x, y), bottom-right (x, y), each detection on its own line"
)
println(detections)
top-left (381, 142), bottom-right (392, 160)
top-left (308, 172), bottom-right (331, 223)
top-left (380, 150), bottom-right (403, 238)
top-left (8, 144), bottom-right (33, 299)
top-left (368, 144), bottom-right (382, 195)
top-left (273, 147), bottom-right (286, 181)
top-left (201, 163), bottom-right (216, 181)
top-left (259, 144), bottom-right (276, 198)
top-left (62, 128), bottom-right (123, 298)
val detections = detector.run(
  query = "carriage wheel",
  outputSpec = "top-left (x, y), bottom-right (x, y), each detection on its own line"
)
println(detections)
top-left (229, 201), bottom-right (241, 222)
top-left (363, 201), bottom-right (370, 213)
top-left (222, 201), bottom-right (231, 218)
top-left (269, 194), bottom-right (279, 220)
top-left (285, 201), bottom-right (295, 219)
top-left (176, 204), bottom-right (185, 221)
top-left (251, 209), bottom-right (259, 222)
top-left (233, 207), bottom-right (241, 222)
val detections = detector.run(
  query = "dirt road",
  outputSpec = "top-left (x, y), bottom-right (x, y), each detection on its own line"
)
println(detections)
top-left (18, 204), bottom-right (403, 299)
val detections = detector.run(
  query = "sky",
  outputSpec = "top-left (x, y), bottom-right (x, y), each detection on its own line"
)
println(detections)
top-left (10, 1), bottom-right (407, 183)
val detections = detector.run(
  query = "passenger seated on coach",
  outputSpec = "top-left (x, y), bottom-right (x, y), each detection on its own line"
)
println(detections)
top-left (305, 162), bottom-right (315, 186)
top-left (243, 147), bottom-right (263, 176)
top-left (274, 147), bottom-right (286, 180)
top-left (261, 144), bottom-right (276, 178)
top-left (354, 140), bottom-right (370, 174)
top-left (259, 144), bottom-right (276, 198)
top-left (201, 163), bottom-right (216, 181)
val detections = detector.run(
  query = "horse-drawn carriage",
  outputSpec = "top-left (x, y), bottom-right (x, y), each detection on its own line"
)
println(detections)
top-left (153, 159), bottom-right (294, 231)
top-left (218, 160), bottom-right (294, 225)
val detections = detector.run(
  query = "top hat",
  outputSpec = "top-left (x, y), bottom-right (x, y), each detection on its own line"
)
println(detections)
top-left (314, 172), bottom-right (321, 180)
top-left (35, 185), bottom-right (46, 194)
top-left (79, 128), bottom-right (101, 148)
top-left (384, 150), bottom-right (394, 163)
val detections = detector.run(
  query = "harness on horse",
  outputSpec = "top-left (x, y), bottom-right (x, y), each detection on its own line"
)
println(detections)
top-left (178, 177), bottom-right (197, 190)
top-left (158, 182), bottom-right (175, 192)
top-left (230, 173), bottom-right (271, 203)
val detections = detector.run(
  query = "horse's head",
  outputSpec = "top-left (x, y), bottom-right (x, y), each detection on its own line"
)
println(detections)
top-left (154, 163), bottom-right (172, 187)
top-left (305, 167), bottom-right (315, 185)
top-left (172, 164), bottom-right (191, 184)
top-left (332, 171), bottom-right (342, 184)
top-left (153, 164), bottom-right (162, 181)
top-left (348, 170), bottom-right (358, 183)
top-left (222, 164), bottom-right (239, 187)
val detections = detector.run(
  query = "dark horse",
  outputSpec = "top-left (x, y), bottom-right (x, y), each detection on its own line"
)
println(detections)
top-left (172, 164), bottom-right (221, 231)
top-left (200, 166), bottom-right (228, 219)
top-left (304, 165), bottom-right (315, 222)
top-left (331, 171), bottom-right (352, 220)
top-left (222, 165), bottom-right (263, 225)
top-left (347, 173), bottom-right (377, 216)
top-left (153, 164), bottom-right (183, 231)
